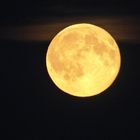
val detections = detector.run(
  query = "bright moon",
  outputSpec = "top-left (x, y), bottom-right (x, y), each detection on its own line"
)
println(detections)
top-left (46, 23), bottom-right (121, 97)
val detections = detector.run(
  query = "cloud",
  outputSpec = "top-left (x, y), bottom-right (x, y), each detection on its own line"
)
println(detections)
top-left (0, 16), bottom-right (139, 43)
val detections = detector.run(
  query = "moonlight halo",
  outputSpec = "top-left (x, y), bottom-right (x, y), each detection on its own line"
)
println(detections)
top-left (46, 23), bottom-right (121, 97)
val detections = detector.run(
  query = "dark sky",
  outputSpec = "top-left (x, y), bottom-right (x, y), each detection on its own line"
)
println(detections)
top-left (1, 0), bottom-right (140, 139)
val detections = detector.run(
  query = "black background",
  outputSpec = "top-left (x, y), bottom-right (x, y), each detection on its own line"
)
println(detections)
top-left (0, 0), bottom-right (140, 139)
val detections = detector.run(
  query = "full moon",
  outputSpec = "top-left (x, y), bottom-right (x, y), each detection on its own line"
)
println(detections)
top-left (46, 23), bottom-right (121, 97)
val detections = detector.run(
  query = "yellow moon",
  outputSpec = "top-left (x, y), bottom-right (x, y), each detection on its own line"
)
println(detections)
top-left (46, 23), bottom-right (121, 97)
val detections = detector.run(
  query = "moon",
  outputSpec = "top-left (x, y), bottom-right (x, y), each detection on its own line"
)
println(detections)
top-left (46, 23), bottom-right (121, 97)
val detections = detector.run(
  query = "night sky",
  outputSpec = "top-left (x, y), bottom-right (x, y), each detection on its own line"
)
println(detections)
top-left (1, 0), bottom-right (140, 139)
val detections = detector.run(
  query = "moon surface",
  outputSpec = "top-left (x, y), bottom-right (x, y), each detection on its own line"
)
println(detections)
top-left (46, 23), bottom-right (121, 97)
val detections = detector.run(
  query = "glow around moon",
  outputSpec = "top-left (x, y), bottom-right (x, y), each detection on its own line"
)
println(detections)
top-left (46, 23), bottom-right (121, 97)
